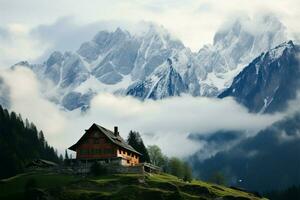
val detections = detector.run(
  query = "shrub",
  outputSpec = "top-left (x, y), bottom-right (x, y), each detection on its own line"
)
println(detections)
top-left (90, 162), bottom-right (107, 176)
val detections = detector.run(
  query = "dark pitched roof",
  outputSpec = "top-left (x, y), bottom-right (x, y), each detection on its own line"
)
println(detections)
top-left (26, 159), bottom-right (58, 168)
top-left (68, 123), bottom-right (142, 155)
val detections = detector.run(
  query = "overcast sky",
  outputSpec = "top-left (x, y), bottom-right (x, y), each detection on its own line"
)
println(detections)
top-left (0, 0), bottom-right (299, 67)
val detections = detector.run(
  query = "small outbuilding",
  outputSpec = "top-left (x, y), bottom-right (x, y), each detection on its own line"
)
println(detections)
top-left (26, 159), bottom-right (58, 169)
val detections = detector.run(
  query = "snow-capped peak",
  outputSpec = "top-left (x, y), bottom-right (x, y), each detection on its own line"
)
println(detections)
top-left (266, 40), bottom-right (294, 60)
top-left (12, 15), bottom-right (291, 111)
top-left (195, 14), bottom-right (287, 95)
top-left (219, 40), bottom-right (300, 113)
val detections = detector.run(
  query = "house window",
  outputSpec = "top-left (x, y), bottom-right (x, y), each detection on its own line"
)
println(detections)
top-left (94, 139), bottom-right (99, 144)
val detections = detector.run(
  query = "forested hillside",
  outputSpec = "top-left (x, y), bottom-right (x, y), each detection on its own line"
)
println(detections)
top-left (0, 105), bottom-right (62, 179)
top-left (191, 112), bottom-right (300, 192)
top-left (265, 185), bottom-right (300, 200)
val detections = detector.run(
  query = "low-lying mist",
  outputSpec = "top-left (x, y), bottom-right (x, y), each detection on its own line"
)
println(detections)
top-left (0, 67), bottom-right (284, 158)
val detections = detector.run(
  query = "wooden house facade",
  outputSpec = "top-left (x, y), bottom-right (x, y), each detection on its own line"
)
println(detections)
top-left (68, 124), bottom-right (141, 166)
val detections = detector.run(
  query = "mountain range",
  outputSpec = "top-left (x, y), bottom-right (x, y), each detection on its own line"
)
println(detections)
top-left (10, 15), bottom-right (291, 112)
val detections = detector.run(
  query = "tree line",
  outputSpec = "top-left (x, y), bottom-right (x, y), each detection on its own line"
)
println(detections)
top-left (0, 105), bottom-right (62, 179)
top-left (265, 185), bottom-right (300, 200)
top-left (127, 130), bottom-right (193, 182)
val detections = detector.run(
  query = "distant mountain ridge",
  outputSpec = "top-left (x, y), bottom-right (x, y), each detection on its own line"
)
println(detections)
top-left (219, 41), bottom-right (300, 113)
top-left (10, 15), bottom-right (288, 111)
top-left (190, 111), bottom-right (300, 192)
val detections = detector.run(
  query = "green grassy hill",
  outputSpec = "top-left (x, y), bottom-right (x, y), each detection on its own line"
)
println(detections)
top-left (0, 172), bottom-right (266, 200)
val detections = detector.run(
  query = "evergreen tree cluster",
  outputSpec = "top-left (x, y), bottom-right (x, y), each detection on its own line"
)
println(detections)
top-left (265, 185), bottom-right (300, 200)
top-left (0, 105), bottom-right (61, 179)
top-left (127, 130), bottom-right (150, 163)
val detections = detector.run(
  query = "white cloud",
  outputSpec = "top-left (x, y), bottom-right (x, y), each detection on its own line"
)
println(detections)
top-left (0, 67), bottom-right (67, 136)
top-left (30, 17), bottom-right (122, 59)
top-left (1, 0), bottom-right (300, 55)
top-left (0, 24), bottom-right (48, 67)
top-left (0, 67), bottom-right (283, 157)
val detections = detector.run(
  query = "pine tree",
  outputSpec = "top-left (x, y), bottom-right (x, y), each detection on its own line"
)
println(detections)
top-left (65, 150), bottom-right (69, 160)
top-left (0, 104), bottom-right (60, 179)
top-left (25, 118), bottom-right (30, 128)
top-left (59, 154), bottom-right (64, 163)
top-left (38, 131), bottom-right (45, 147)
top-left (127, 131), bottom-right (150, 163)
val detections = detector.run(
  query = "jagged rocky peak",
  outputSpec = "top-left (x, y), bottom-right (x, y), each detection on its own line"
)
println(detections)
top-left (46, 51), bottom-right (64, 67)
top-left (13, 60), bottom-right (30, 67)
top-left (219, 40), bottom-right (300, 113)
top-left (151, 58), bottom-right (176, 78)
top-left (194, 14), bottom-right (287, 96)
top-left (213, 14), bottom-right (286, 49)
top-left (77, 24), bottom-right (184, 63)
top-left (126, 57), bottom-right (187, 100)
top-left (266, 40), bottom-right (295, 60)
top-left (213, 18), bottom-right (244, 47)
top-left (140, 23), bottom-right (185, 50)
top-left (93, 27), bottom-right (131, 46)
top-left (211, 14), bottom-right (286, 67)
top-left (77, 27), bottom-right (132, 62)
top-left (88, 22), bottom-right (187, 84)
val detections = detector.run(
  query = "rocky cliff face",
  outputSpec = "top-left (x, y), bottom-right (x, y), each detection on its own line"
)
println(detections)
top-left (196, 15), bottom-right (287, 95)
top-left (126, 58), bottom-right (188, 100)
top-left (219, 41), bottom-right (300, 113)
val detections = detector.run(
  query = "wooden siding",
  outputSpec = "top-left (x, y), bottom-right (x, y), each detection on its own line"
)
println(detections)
top-left (117, 148), bottom-right (139, 166)
top-left (76, 131), bottom-right (117, 159)
top-left (75, 129), bottom-right (140, 166)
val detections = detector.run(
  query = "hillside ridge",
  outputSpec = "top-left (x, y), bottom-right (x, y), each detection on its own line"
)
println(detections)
top-left (0, 171), bottom-right (266, 200)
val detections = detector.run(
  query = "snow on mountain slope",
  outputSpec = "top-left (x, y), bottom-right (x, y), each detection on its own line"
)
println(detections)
top-left (219, 41), bottom-right (300, 113)
top-left (78, 24), bottom-right (186, 83)
top-left (12, 15), bottom-right (288, 110)
top-left (14, 51), bottom-right (91, 108)
top-left (14, 24), bottom-right (188, 109)
top-left (195, 15), bottom-right (287, 95)
top-left (126, 58), bottom-right (188, 100)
